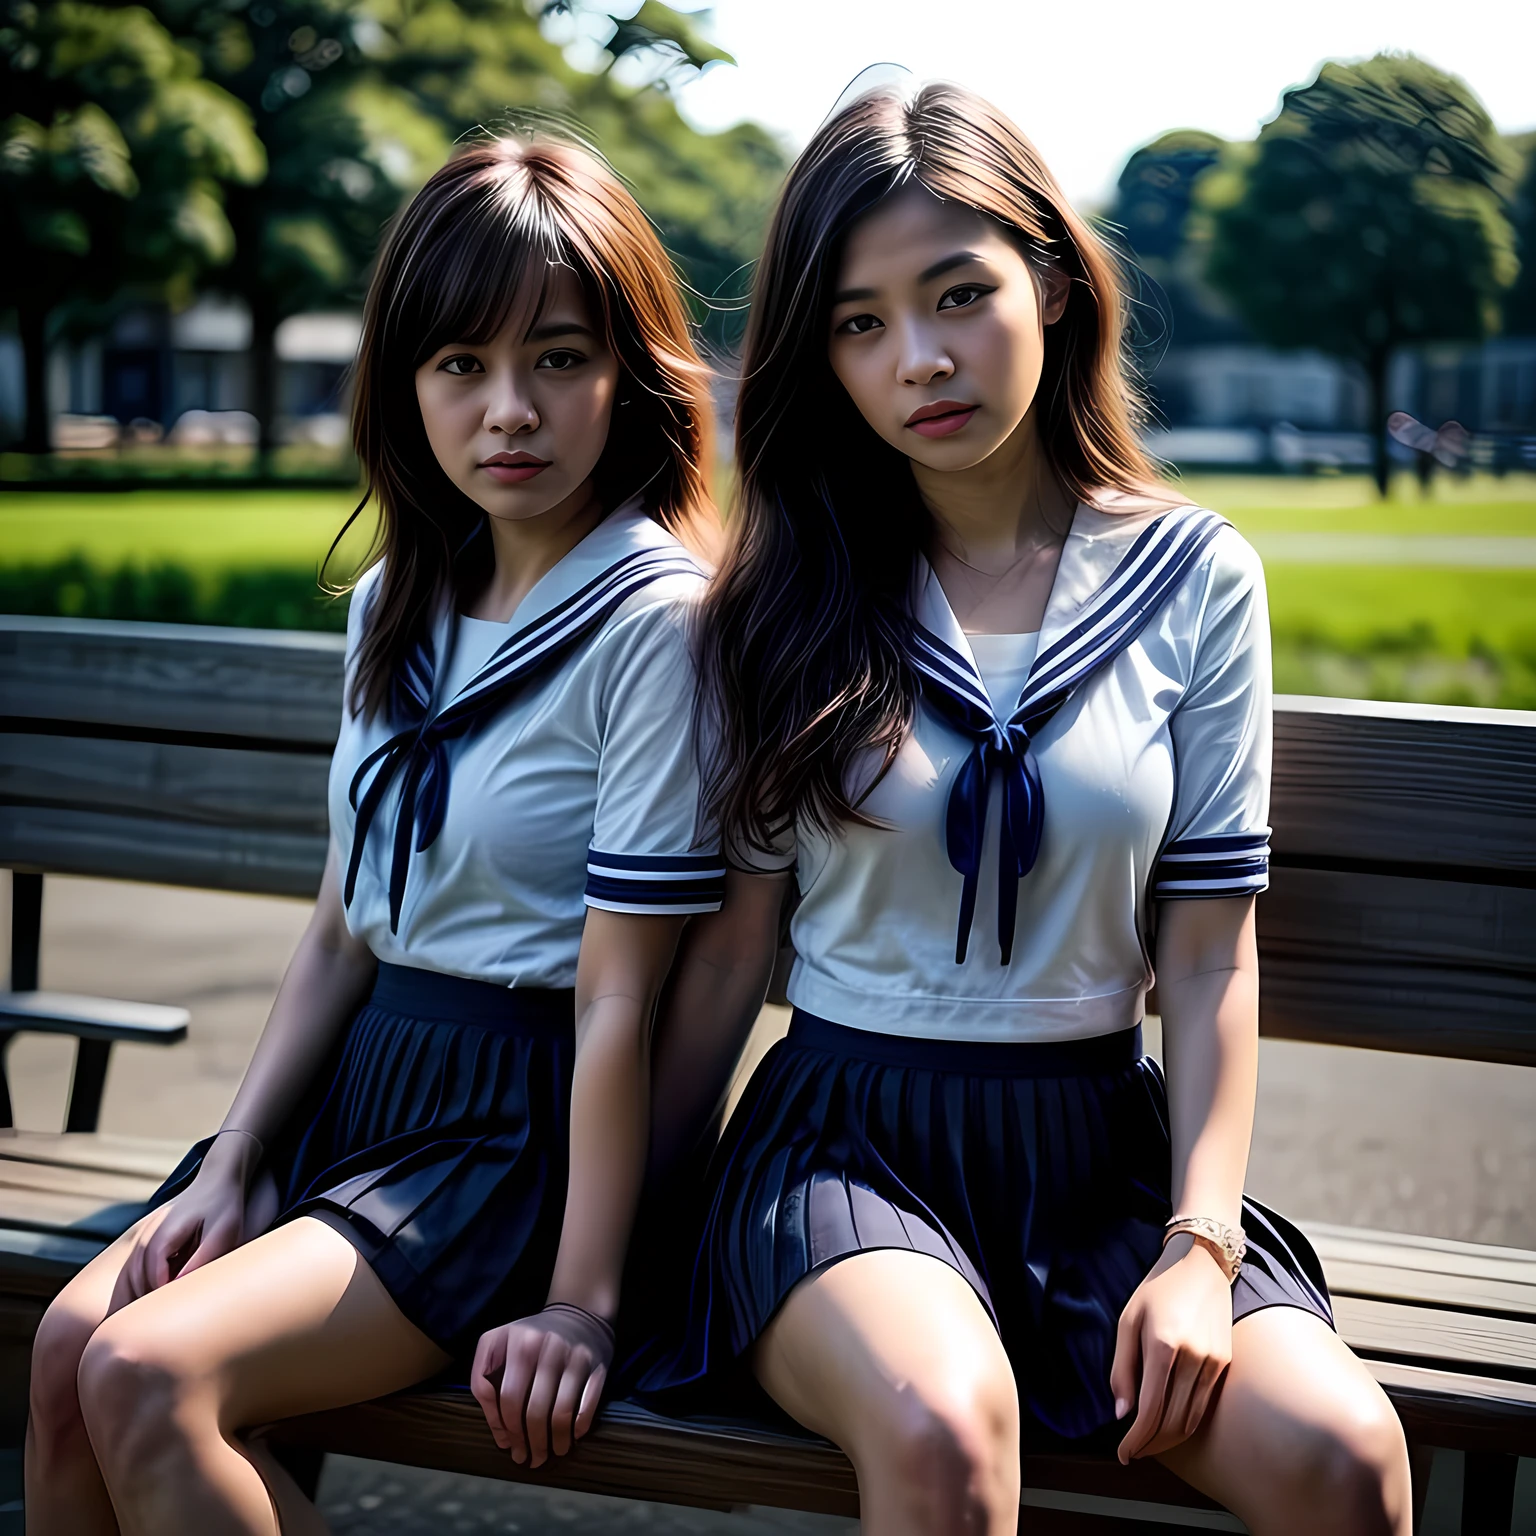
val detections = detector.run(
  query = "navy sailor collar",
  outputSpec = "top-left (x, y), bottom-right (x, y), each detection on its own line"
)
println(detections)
top-left (907, 499), bottom-right (1229, 964)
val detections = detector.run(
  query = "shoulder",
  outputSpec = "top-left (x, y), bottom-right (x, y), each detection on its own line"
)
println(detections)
top-left (344, 560), bottom-right (385, 655)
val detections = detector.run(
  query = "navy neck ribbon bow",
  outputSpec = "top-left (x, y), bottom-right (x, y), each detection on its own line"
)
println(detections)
top-left (345, 545), bottom-right (702, 933)
top-left (912, 507), bottom-right (1227, 966)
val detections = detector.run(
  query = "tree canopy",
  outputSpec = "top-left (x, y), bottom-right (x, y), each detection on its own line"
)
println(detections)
top-left (1, 0), bottom-right (265, 449)
top-left (4, 0), bottom-right (788, 451)
top-left (1201, 53), bottom-right (1518, 490)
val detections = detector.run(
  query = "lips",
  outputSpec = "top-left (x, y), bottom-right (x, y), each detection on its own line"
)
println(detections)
top-left (904, 400), bottom-right (979, 439)
top-left (479, 450), bottom-right (550, 484)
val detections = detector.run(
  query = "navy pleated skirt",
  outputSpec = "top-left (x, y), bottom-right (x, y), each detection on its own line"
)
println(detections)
top-left (628, 1009), bottom-right (1333, 1445)
top-left (151, 962), bottom-right (575, 1356)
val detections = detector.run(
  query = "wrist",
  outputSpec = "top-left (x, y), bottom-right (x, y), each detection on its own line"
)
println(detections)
top-left (200, 1128), bottom-right (262, 1187)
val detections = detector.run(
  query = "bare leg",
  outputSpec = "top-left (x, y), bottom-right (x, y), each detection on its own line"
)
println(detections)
top-left (27, 1210), bottom-right (173, 1536)
top-left (73, 1215), bottom-right (448, 1536)
top-left (754, 1250), bottom-right (1019, 1536)
top-left (1158, 1307), bottom-right (1412, 1536)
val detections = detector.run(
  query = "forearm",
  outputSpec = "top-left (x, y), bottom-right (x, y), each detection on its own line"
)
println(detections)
top-left (218, 855), bottom-right (377, 1157)
top-left (1155, 898), bottom-right (1259, 1230)
top-left (546, 994), bottom-right (653, 1319)
top-left (650, 939), bottom-right (778, 1179)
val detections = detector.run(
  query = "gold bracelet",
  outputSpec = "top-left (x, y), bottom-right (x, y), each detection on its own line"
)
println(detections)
top-left (1163, 1215), bottom-right (1246, 1283)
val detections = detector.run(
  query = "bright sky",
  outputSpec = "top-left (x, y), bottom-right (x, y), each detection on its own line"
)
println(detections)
top-left (665, 0), bottom-right (1536, 208)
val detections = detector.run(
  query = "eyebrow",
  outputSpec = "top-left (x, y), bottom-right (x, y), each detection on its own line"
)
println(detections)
top-left (831, 250), bottom-right (988, 306)
top-left (525, 319), bottom-right (596, 342)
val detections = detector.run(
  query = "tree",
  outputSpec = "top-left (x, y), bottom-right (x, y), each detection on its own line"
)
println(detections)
top-left (1501, 132), bottom-right (1536, 336)
top-left (0, 1), bottom-right (264, 451)
top-left (367, 0), bottom-right (786, 344)
top-left (156, 0), bottom-right (445, 454)
top-left (1105, 129), bottom-right (1244, 349)
top-left (1202, 54), bottom-right (1518, 493)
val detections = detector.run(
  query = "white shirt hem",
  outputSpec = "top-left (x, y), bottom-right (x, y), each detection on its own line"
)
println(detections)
top-left (785, 971), bottom-right (1147, 1043)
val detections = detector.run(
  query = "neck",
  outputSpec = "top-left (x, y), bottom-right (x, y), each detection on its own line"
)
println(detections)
top-left (472, 481), bottom-right (608, 623)
top-left (912, 410), bottom-right (1075, 566)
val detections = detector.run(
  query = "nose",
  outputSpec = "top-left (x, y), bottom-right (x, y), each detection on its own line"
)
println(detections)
top-left (896, 318), bottom-right (954, 389)
top-left (483, 368), bottom-right (538, 437)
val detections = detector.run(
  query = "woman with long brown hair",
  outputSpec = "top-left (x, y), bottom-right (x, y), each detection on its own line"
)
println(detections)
top-left (636, 82), bottom-right (1411, 1533)
top-left (26, 133), bottom-right (722, 1532)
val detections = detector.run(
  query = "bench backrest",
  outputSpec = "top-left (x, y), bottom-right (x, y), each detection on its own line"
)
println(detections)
top-left (4, 614), bottom-right (1534, 1067)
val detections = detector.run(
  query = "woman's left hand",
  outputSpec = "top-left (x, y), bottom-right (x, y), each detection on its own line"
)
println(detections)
top-left (470, 1303), bottom-right (613, 1467)
top-left (1110, 1234), bottom-right (1233, 1462)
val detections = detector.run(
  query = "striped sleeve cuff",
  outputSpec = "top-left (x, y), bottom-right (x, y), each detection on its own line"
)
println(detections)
top-left (584, 849), bottom-right (726, 915)
top-left (1152, 831), bottom-right (1270, 899)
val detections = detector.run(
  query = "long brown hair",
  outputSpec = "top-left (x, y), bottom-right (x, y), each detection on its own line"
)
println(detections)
top-left (339, 132), bottom-right (715, 722)
top-left (702, 81), bottom-right (1161, 857)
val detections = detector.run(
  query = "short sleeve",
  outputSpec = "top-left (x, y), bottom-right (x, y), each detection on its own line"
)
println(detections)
top-left (1151, 529), bottom-right (1272, 900)
top-left (584, 602), bottom-right (726, 915)
top-left (340, 562), bottom-right (383, 725)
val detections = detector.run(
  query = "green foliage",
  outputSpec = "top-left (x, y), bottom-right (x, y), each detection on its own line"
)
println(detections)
top-left (0, 553), bottom-right (348, 629)
top-left (1102, 130), bottom-right (1242, 351)
top-left (365, 0), bottom-right (787, 334)
top-left (1503, 131), bottom-right (1536, 335)
top-left (0, 1), bottom-right (264, 303)
top-left (1201, 55), bottom-right (1517, 491)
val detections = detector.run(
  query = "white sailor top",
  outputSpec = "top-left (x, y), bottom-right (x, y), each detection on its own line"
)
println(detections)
top-left (743, 502), bottom-right (1272, 1044)
top-left (329, 503), bottom-right (725, 990)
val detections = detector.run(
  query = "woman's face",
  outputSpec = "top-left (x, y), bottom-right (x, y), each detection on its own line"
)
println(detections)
top-left (415, 265), bottom-right (621, 524)
top-left (827, 186), bottom-right (1068, 473)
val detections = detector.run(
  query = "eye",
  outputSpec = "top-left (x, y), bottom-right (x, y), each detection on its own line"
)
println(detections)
top-left (536, 349), bottom-right (587, 371)
top-left (937, 283), bottom-right (994, 312)
top-left (438, 353), bottom-right (483, 375)
top-left (834, 312), bottom-right (883, 337)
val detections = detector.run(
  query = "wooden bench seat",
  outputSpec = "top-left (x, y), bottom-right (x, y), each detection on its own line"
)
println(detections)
top-left (4, 614), bottom-right (1535, 1531)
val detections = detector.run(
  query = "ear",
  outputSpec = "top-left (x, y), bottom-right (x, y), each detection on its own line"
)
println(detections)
top-left (1038, 264), bottom-right (1071, 326)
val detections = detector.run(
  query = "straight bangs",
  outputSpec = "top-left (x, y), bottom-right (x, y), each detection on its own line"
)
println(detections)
top-left (342, 133), bottom-right (717, 722)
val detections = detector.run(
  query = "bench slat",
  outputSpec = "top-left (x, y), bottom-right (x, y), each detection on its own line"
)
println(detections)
top-left (0, 1131), bottom-right (186, 1181)
top-left (1272, 697), bottom-right (1536, 874)
top-left (1307, 1224), bottom-right (1536, 1318)
top-left (0, 734), bottom-right (330, 836)
top-left (1258, 866), bottom-right (1536, 1065)
top-left (267, 1393), bottom-right (1226, 1520)
top-left (0, 616), bottom-right (344, 747)
top-left (1333, 1295), bottom-right (1536, 1381)
top-left (0, 806), bottom-right (325, 896)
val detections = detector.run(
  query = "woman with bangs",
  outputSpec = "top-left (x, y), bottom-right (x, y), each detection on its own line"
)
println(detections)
top-left (637, 83), bottom-right (1412, 1533)
top-left (26, 134), bottom-right (723, 1533)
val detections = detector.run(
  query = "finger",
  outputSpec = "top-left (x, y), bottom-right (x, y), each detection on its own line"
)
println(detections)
top-left (549, 1359), bottom-right (588, 1457)
top-left (1181, 1352), bottom-right (1228, 1443)
top-left (573, 1361), bottom-right (607, 1442)
top-left (499, 1332), bottom-right (544, 1464)
top-left (177, 1216), bottom-right (238, 1280)
top-left (1108, 1303), bottom-right (1142, 1422)
top-left (522, 1336), bottom-right (571, 1468)
top-left (1153, 1348), bottom-right (1198, 1452)
top-left (1119, 1338), bottom-right (1173, 1465)
top-left (470, 1333), bottom-right (509, 1448)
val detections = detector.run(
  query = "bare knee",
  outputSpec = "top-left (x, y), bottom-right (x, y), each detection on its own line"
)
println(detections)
top-left (1269, 1393), bottom-right (1409, 1534)
top-left (76, 1315), bottom-right (199, 1482)
top-left (862, 1372), bottom-right (1019, 1534)
top-left (28, 1298), bottom-right (99, 1460)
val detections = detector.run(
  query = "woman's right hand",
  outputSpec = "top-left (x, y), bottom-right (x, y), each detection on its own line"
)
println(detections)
top-left (120, 1131), bottom-right (263, 1300)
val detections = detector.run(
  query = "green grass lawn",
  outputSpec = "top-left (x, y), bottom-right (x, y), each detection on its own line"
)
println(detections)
top-left (0, 487), bottom-right (372, 575)
top-left (3, 473), bottom-right (1534, 705)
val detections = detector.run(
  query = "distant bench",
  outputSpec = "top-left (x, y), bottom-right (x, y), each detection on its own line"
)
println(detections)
top-left (2, 613), bottom-right (1534, 1533)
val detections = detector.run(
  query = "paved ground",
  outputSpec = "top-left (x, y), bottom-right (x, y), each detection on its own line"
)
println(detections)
top-left (5, 873), bottom-right (1534, 1532)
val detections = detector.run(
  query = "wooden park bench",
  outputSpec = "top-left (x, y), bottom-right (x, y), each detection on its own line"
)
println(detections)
top-left (2, 611), bottom-right (1533, 1532)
